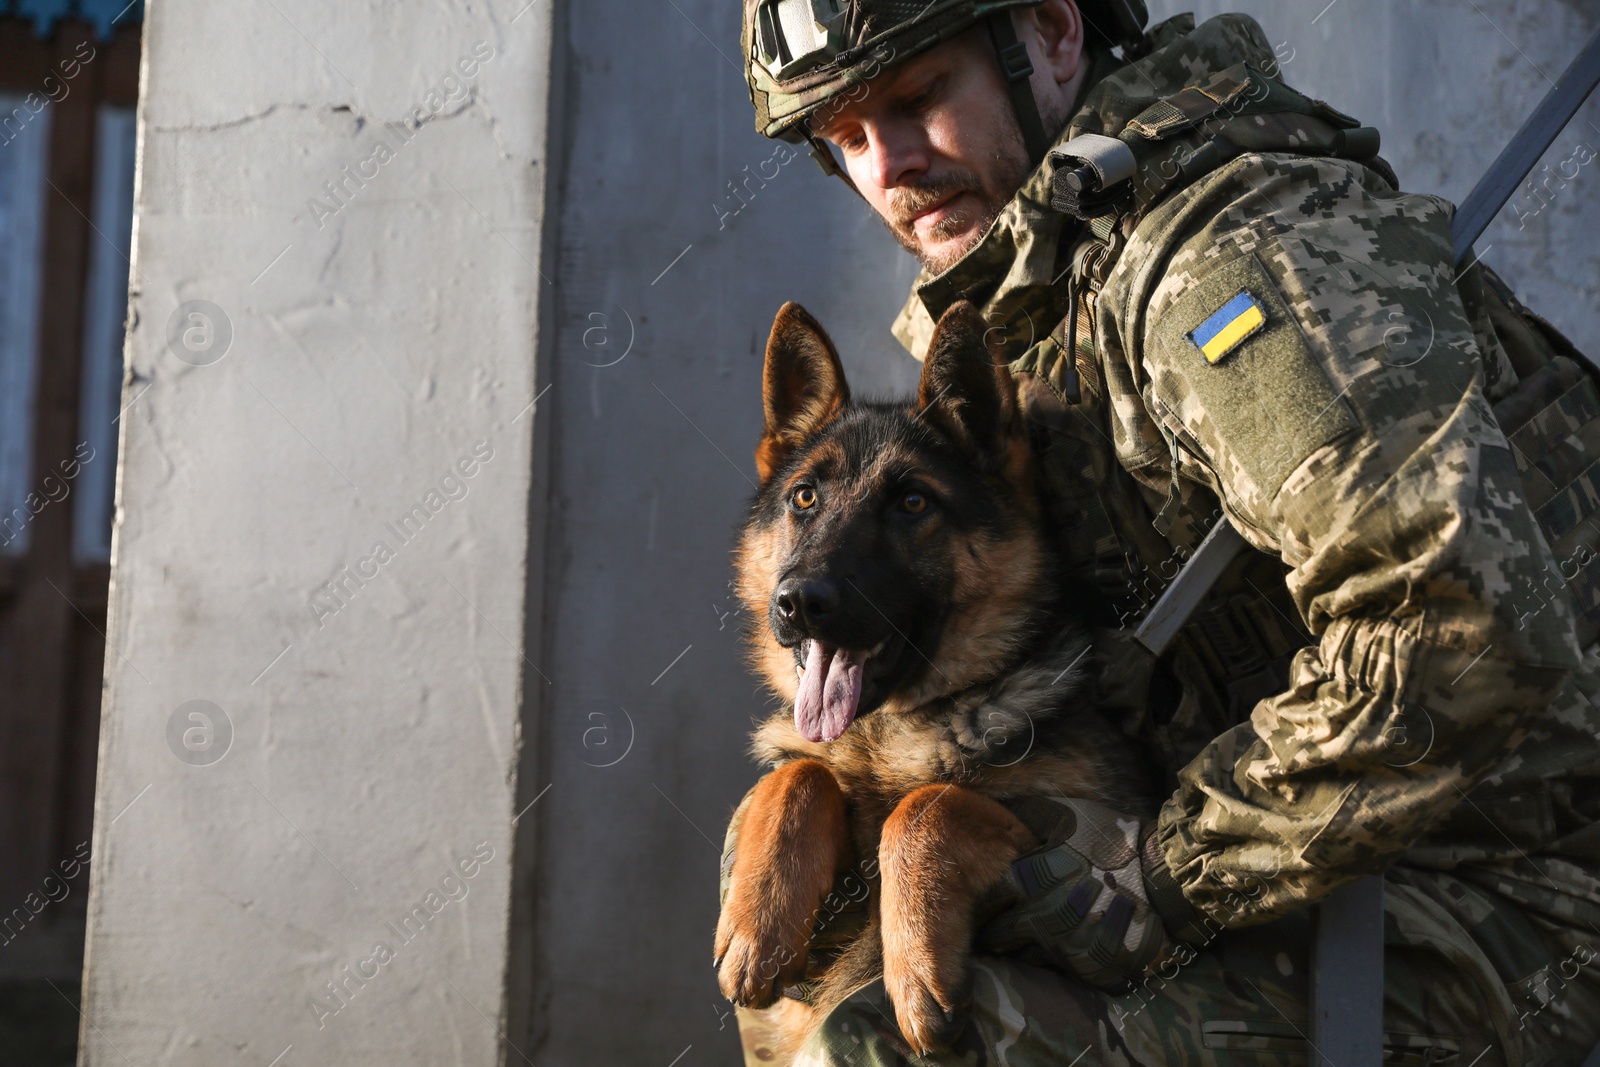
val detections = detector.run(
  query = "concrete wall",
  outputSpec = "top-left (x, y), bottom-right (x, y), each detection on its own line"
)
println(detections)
top-left (83, 1), bottom-right (1600, 1065)
top-left (80, 0), bottom-right (558, 1064)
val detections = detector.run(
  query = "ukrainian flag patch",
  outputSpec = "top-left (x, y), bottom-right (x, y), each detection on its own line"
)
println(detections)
top-left (1188, 289), bottom-right (1266, 364)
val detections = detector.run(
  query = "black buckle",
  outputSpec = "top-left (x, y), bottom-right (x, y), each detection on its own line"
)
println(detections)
top-left (1050, 164), bottom-right (1131, 219)
top-left (996, 40), bottom-right (1033, 82)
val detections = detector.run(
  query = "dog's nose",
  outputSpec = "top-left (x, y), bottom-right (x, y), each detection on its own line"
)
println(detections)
top-left (774, 577), bottom-right (840, 630)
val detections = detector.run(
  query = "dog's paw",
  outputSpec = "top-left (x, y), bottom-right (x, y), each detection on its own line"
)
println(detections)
top-left (715, 914), bottom-right (806, 1009)
top-left (714, 759), bottom-right (850, 1009)
top-left (883, 951), bottom-right (966, 1055)
top-left (877, 784), bottom-right (1034, 1054)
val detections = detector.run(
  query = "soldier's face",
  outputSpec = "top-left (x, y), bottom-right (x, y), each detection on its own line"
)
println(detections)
top-left (811, 31), bottom-right (1033, 275)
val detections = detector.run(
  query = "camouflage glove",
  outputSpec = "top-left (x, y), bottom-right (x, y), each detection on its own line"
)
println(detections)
top-left (977, 797), bottom-right (1208, 991)
top-left (717, 788), bottom-right (754, 913)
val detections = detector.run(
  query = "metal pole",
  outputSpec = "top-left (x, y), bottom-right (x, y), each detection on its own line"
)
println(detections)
top-left (1309, 877), bottom-right (1386, 1066)
top-left (1452, 24), bottom-right (1600, 265)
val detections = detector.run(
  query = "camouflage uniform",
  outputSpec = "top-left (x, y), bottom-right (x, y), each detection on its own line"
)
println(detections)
top-left (736, 12), bottom-right (1600, 1066)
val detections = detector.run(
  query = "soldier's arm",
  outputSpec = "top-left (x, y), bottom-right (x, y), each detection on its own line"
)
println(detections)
top-left (1100, 153), bottom-right (1585, 926)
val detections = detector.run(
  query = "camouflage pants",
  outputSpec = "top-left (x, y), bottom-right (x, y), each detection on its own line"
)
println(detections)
top-left (740, 865), bottom-right (1600, 1067)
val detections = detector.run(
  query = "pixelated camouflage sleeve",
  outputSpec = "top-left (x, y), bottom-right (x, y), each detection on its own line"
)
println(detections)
top-left (1103, 153), bottom-right (1586, 925)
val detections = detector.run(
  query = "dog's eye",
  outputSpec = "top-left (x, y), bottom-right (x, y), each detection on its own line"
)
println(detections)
top-left (792, 485), bottom-right (818, 510)
top-left (900, 491), bottom-right (927, 514)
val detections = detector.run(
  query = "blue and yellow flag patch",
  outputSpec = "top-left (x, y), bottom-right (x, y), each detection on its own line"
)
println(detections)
top-left (1187, 289), bottom-right (1265, 364)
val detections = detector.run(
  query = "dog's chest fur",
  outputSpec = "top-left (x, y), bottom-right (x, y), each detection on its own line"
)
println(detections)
top-left (750, 626), bottom-right (1151, 860)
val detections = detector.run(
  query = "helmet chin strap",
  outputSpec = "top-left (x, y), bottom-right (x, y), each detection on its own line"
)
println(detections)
top-left (802, 128), bottom-right (861, 195)
top-left (986, 12), bottom-right (1052, 170)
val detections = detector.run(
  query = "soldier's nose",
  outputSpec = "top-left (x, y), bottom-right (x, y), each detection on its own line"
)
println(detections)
top-left (774, 577), bottom-right (840, 630)
top-left (867, 121), bottom-right (931, 193)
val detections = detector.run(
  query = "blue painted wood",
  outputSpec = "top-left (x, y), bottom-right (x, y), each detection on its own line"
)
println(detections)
top-left (15, 0), bottom-right (72, 36)
top-left (2, 0), bottom-right (142, 38)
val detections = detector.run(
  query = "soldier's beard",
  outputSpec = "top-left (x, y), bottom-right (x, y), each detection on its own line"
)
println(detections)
top-left (878, 114), bottom-right (1035, 276)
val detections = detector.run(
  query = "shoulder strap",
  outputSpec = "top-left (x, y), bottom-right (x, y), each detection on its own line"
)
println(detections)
top-left (1050, 63), bottom-right (1390, 233)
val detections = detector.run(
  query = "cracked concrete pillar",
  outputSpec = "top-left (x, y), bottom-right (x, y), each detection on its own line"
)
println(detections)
top-left (80, 2), bottom-right (557, 1064)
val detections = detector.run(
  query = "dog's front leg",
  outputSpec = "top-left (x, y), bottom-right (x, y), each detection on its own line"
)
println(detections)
top-left (879, 785), bottom-right (1037, 1054)
top-left (715, 759), bottom-right (851, 1009)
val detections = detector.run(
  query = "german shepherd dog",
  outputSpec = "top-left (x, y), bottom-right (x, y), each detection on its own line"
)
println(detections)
top-left (714, 300), bottom-right (1153, 1060)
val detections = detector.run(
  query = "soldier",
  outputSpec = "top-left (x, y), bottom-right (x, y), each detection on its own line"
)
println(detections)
top-left (725, 2), bottom-right (1600, 1064)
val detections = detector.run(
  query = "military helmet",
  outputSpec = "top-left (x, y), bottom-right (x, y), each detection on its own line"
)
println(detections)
top-left (741, 0), bottom-right (1148, 150)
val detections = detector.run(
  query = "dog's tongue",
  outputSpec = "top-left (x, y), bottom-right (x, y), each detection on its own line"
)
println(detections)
top-left (795, 640), bottom-right (865, 743)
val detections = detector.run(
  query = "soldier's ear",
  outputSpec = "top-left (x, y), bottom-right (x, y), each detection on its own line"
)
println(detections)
top-left (758, 302), bottom-right (851, 482)
top-left (915, 301), bottom-right (1015, 453)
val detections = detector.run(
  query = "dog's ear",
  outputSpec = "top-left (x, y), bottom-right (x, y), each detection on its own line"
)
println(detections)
top-left (915, 301), bottom-right (1015, 452)
top-left (758, 302), bottom-right (850, 481)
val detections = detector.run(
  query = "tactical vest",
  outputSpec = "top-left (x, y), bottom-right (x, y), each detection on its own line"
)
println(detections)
top-left (1006, 61), bottom-right (1600, 769)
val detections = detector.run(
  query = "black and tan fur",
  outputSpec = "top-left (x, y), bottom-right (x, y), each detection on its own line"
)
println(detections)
top-left (715, 301), bottom-right (1151, 1060)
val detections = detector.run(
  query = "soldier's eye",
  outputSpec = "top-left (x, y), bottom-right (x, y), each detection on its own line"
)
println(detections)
top-left (792, 485), bottom-right (818, 510)
top-left (900, 491), bottom-right (927, 514)
top-left (901, 76), bottom-right (941, 114)
top-left (821, 120), bottom-right (866, 154)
